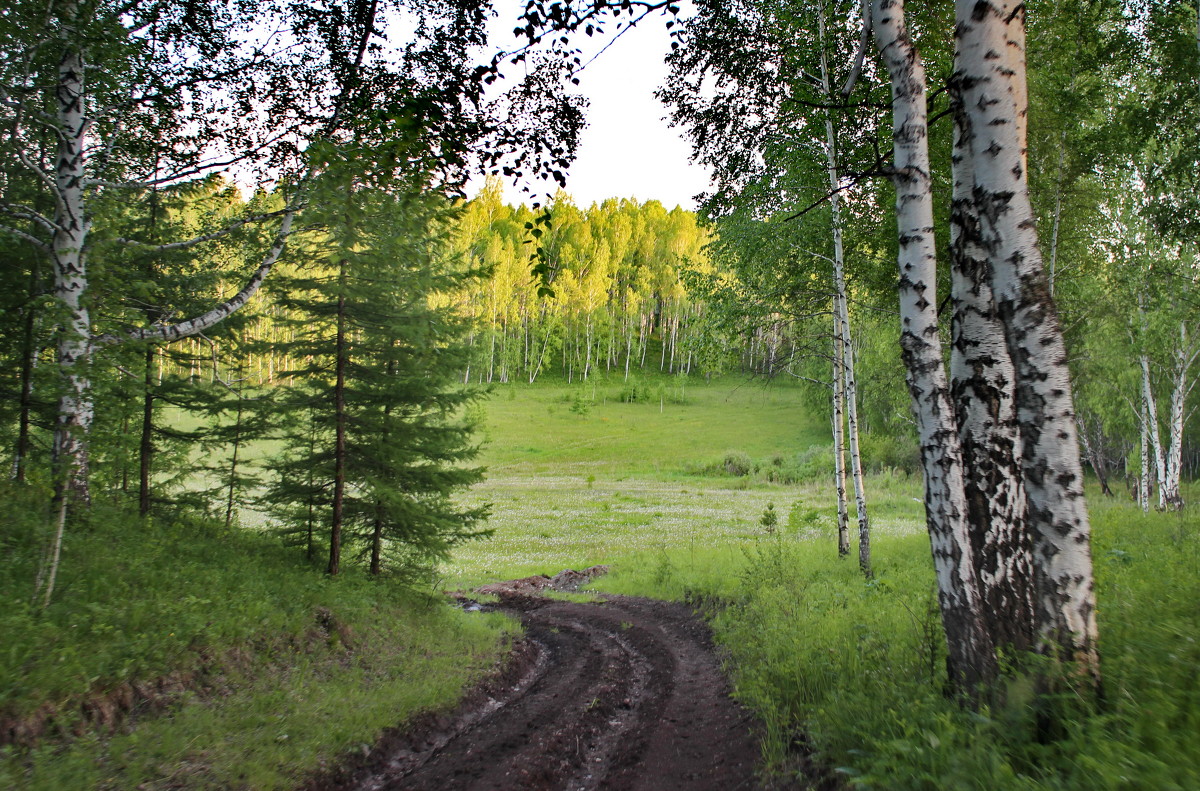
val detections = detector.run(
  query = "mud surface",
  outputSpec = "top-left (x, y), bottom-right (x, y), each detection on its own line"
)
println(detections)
top-left (309, 591), bottom-right (782, 791)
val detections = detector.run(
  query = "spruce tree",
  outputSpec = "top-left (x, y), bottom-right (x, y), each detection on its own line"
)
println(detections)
top-left (263, 166), bottom-right (489, 578)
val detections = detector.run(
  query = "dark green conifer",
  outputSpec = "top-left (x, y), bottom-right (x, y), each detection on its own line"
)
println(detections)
top-left (263, 165), bottom-right (489, 578)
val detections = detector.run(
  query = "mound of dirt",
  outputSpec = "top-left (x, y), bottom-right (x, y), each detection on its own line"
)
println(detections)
top-left (474, 565), bottom-right (610, 597)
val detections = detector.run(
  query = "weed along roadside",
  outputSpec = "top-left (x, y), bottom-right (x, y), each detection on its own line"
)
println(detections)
top-left (0, 507), bottom-right (517, 790)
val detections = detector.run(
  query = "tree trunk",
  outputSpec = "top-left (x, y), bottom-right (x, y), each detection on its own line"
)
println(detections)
top-left (628, 328), bottom-right (638, 384)
top-left (487, 312), bottom-right (496, 384)
top-left (948, 60), bottom-right (1035, 654)
top-left (639, 313), bottom-right (649, 367)
top-left (1047, 135), bottom-right (1066, 298)
top-left (371, 356), bottom-right (397, 575)
top-left (1163, 322), bottom-right (1198, 508)
top-left (816, 13), bottom-right (853, 561)
top-left (954, 0), bottom-right (1099, 676)
top-left (38, 26), bottom-right (93, 609)
top-left (843, 298), bottom-right (871, 578)
top-left (13, 257), bottom-right (40, 482)
top-left (817, 13), bottom-right (873, 575)
top-left (872, 0), bottom-right (998, 693)
top-left (225, 388), bottom-right (244, 529)
top-left (329, 258), bottom-right (348, 576)
top-left (306, 412), bottom-right (318, 562)
top-left (584, 314), bottom-right (593, 380)
top-left (1139, 350), bottom-right (1166, 507)
top-left (50, 32), bottom-right (94, 505)
top-left (833, 317), bottom-right (850, 557)
top-left (138, 343), bottom-right (154, 517)
top-left (1077, 416), bottom-right (1114, 497)
top-left (1139, 400), bottom-right (1151, 513)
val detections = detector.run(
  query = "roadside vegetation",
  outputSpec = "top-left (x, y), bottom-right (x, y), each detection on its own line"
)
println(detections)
top-left (0, 482), bottom-right (513, 790)
top-left (597, 497), bottom-right (1199, 789)
top-left (458, 379), bottom-right (1200, 790)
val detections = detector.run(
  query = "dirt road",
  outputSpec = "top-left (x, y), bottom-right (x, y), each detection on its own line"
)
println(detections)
top-left (309, 591), bottom-right (777, 791)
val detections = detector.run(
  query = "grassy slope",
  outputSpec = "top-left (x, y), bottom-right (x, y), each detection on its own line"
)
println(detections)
top-left (443, 377), bottom-right (920, 587)
top-left (0, 490), bottom-right (514, 790)
top-left (478, 378), bottom-right (827, 474)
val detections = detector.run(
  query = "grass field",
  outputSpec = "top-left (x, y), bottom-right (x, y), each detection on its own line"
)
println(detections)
top-left (476, 378), bottom-right (827, 474)
top-left (442, 377), bottom-right (926, 588)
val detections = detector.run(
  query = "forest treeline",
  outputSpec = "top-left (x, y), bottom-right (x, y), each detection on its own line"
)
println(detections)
top-left (135, 180), bottom-right (798, 389)
top-left (4, 163), bottom-right (1194, 532)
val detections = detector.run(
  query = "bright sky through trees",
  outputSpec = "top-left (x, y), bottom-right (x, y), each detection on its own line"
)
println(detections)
top-left (470, 1), bottom-right (711, 209)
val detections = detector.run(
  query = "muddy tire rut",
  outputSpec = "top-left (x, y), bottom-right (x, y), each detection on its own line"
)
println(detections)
top-left (310, 593), bottom-right (772, 791)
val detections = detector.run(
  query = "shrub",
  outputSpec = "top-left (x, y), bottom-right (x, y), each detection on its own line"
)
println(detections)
top-left (858, 432), bottom-right (920, 474)
top-left (721, 450), bottom-right (755, 476)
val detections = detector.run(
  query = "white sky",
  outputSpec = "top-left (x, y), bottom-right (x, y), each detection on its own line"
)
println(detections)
top-left (469, 5), bottom-right (712, 211)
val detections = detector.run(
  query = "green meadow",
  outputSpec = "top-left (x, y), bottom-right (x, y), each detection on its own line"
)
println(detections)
top-left (445, 377), bottom-right (925, 587)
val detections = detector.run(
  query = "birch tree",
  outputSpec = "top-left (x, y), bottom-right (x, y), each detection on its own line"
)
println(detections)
top-left (817, 2), bottom-right (871, 575)
top-left (0, 0), bottom-right (326, 510)
top-left (947, 5), bottom-right (1035, 655)
top-left (867, 0), bottom-right (998, 691)
top-left (656, 0), bottom-right (880, 562)
top-left (950, 0), bottom-right (1098, 675)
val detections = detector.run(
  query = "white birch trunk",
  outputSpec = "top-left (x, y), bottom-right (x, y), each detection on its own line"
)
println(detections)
top-left (38, 10), bottom-right (93, 608)
top-left (841, 302), bottom-right (871, 576)
top-left (817, 7), bottom-right (866, 565)
top-left (584, 314), bottom-right (593, 380)
top-left (954, 0), bottom-right (1098, 673)
top-left (872, 0), bottom-right (997, 691)
top-left (1163, 322), bottom-right (1198, 508)
top-left (628, 328), bottom-right (638, 384)
top-left (832, 317), bottom-right (851, 558)
top-left (1138, 299), bottom-right (1167, 508)
top-left (1140, 351), bottom-right (1166, 506)
top-left (1047, 136), bottom-right (1066, 298)
top-left (1139, 400), bottom-right (1151, 513)
top-left (818, 19), bottom-right (873, 573)
top-left (948, 41), bottom-right (1035, 653)
top-left (50, 28), bottom-right (94, 504)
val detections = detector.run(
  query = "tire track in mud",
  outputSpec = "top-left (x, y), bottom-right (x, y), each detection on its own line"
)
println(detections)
top-left (309, 594), bottom-right (771, 791)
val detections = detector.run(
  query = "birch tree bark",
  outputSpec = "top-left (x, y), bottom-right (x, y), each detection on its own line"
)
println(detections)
top-left (871, 0), bottom-right (997, 691)
top-left (49, 21), bottom-right (94, 502)
top-left (818, 3), bottom-right (870, 572)
top-left (832, 319), bottom-right (851, 558)
top-left (948, 35), bottom-right (1035, 655)
top-left (954, 0), bottom-right (1099, 676)
top-left (1139, 400), bottom-right (1152, 513)
top-left (1163, 322), bottom-right (1198, 508)
top-left (1139, 348), bottom-right (1166, 507)
top-left (840, 297), bottom-right (871, 576)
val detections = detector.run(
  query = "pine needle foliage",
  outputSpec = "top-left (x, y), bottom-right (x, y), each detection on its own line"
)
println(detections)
top-left (261, 167), bottom-right (489, 578)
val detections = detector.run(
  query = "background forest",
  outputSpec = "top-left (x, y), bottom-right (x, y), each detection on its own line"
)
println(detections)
top-left (1, 0), bottom-right (1198, 788)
